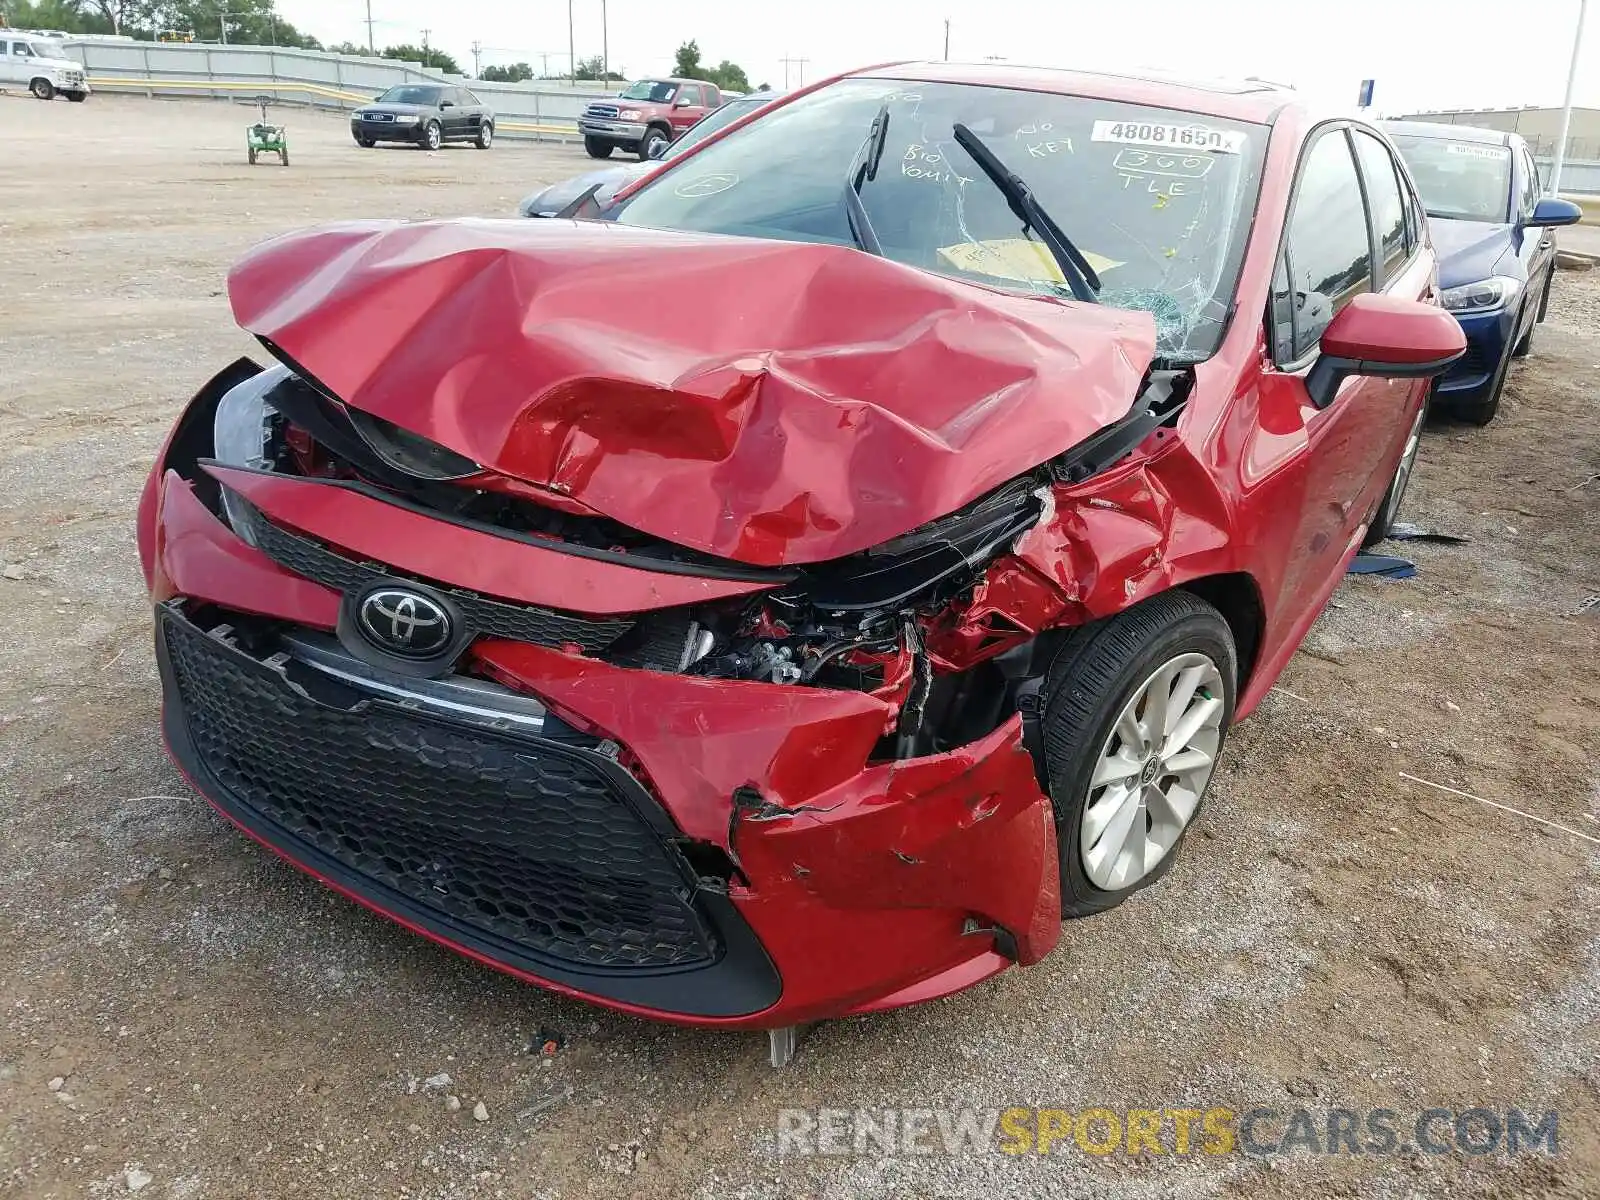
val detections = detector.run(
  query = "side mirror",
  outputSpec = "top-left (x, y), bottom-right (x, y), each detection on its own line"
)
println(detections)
top-left (1305, 293), bottom-right (1466, 409)
top-left (648, 138), bottom-right (668, 160)
top-left (674, 95), bottom-right (693, 108)
top-left (1528, 196), bottom-right (1583, 228)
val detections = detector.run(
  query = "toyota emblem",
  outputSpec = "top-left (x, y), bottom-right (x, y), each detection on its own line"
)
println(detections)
top-left (356, 587), bottom-right (453, 658)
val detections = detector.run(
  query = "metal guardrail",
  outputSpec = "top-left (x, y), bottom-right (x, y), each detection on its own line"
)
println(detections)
top-left (83, 75), bottom-right (574, 136)
top-left (61, 39), bottom-right (607, 141)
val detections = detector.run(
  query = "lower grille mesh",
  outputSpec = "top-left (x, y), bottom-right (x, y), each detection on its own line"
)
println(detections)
top-left (163, 612), bottom-right (719, 970)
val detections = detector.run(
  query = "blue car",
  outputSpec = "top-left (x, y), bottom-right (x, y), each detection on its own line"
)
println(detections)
top-left (1382, 120), bottom-right (1582, 424)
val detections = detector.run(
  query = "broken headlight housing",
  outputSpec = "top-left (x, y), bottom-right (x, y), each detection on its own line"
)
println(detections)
top-left (211, 365), bottom-right (292, 545)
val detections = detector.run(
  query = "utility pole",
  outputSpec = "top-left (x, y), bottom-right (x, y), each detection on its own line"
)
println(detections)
top-left (943, 17), bottom-right (950, 61)
top-left (218, 0), bottom-right (228, 44)
top-left (568, 0), bottom-right (575, 86)
top-left (421, 27), bottom-right (430, 57)
top-left (364, 0), bottom-right (376, 53)
top-left (601, 0), bottom-right (608, 84)
top-left (1550, 0), bottom-right (1589, 196)
top-left (780, 56), bottom-right (809, 88)
top-left (471, 39), bottom-right (481, 77)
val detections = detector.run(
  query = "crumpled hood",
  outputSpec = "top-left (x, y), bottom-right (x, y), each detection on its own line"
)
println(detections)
top-left (227, 218), bottom-right (1157, 566)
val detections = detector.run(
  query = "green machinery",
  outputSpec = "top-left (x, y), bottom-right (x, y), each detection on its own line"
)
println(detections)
top-left (246, 95), bottom-right (288, 166)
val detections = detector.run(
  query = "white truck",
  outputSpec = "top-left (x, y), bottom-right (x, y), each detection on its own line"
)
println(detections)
top-left (0, 34), bottom-right (89, 101)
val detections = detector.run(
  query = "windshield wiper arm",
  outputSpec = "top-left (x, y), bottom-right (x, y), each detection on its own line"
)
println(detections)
top-left (842, 105), bottom-right (890, 256)
top-left (951, 122), bottom-right (1100, 302)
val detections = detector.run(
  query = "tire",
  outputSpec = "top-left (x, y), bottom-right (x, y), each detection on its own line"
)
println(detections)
top-left (356, 136), bottom-right (375, 148)
top-left (420, 121), bottom-right (441, 151)
top-left (248, 146), bottom-right (257, 165)
top-left (1514, 275), bottom-right (1551, 357)
top-left (1041, 591), bottom-right (1237, 918)
top-left (280, 148), bottom-right (289, 166)
top-left (475, 122), bottom-right (493, 149)
top-left (639, 125), bottom-right (670, 162)
top-left (1451, 336), bottom-right (1513, 427)
top-left (584, 137), bottom-right (613, 159)
top-left (31, 78), bottom-right (54, 101)
top-left (1362, 400), bottom-right (1426, 548)
top-left (65, 90), bottom-right (86, 103)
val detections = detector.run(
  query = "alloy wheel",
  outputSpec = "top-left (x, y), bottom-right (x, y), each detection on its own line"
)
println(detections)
top-left (1080, 651), bottom-right (1224, 890)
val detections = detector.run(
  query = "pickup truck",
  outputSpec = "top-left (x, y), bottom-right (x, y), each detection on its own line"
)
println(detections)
top-left (578, 77), bottom-right (722, 161)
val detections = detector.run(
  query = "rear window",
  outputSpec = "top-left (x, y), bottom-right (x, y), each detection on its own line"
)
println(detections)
top-left (1388, 134), bottom-right (1512, 223)
top-left (615, 77), bottom-right (1267, 361)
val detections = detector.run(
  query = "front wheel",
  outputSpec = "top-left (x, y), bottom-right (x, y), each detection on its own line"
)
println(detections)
top-left (1362, 400), bottom-right (1426, 548)
top-left (420, 121), bottom-right (441, 151)
top-left (356, 136), bottom-right (375, 148)
top-left (1041, 591), bottom-right (1237, 917)
top-left (584, 137), bottom-right (614, 159)
top-left (638, 126), bottom-right (670, 161)
top-left (475, 122), bottom-right (493, 149)
top-left (31, 78), bottom-right (54, 100)
top-left (65, 90), bottom-right (86, 103)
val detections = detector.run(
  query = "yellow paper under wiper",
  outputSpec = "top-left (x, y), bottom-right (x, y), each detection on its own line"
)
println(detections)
top-left (938, 239), bottom-right (1123, 285)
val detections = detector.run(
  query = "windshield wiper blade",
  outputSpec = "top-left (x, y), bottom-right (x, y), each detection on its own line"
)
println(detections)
top-left (951, 122), bottom-right (1100, 303)
top-left (842, 105), bottom-right (890, 256)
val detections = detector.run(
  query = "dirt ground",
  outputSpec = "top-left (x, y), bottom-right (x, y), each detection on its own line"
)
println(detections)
top-left (2, 94), bottom-right (1598, 1200)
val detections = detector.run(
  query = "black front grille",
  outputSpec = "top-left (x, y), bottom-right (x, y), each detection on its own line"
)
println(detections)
top-left (162, 611), bottom-right (719, 971)
top-left (585, 104), bottom-right (621, 118)
top-left (234, 497), bottom-right (693, 670)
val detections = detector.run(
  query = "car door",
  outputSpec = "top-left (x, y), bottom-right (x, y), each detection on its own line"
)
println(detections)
top-left (3, 41), bottom-right (28, 85)
top-left (440, 88), bottom-right (468, 138)
top-left (1258, 125), bottom-right (1415, 612)
top-left (671, 83), bottom-right (706, 135)
top-left (1514, 143), bottom-right (1556, 321)
top-left (461, 88), bottom-right (488, 135)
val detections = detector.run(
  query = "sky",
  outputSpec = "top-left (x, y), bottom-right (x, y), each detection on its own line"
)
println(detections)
top-left (272, 0), bottom-right (1598, 117)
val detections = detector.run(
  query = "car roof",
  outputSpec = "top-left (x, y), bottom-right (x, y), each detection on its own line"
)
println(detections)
top-left (854, 61), bottom-right (1298, 124)
top-left (1379, 119), bottom-right (1513, 147)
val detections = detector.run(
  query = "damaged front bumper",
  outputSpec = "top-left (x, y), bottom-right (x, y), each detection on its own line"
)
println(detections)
top-left (138, 368), bottom-right (1063, 1027)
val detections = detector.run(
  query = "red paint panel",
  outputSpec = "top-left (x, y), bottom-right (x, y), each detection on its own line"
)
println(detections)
top-left (156, 472), bottom-right (340, 628)
top-left (228, 218), bottom-right (1156, 566)
top-left (203, 464), bottom-right (775, 615)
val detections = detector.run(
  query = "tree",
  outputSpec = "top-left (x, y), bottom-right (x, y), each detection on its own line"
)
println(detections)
top-left (670, 39), bottom-right (750, 92)
top-left (327, 40), bottom-right (370, 56)
top-left (380, 42), bottom-right (460, 74)
top-left (480, 61), bottom-right (532, 83)
top-left (711, 59), bottom-right (748, 92)
top-left (672, 39), bottom-right (702, 79)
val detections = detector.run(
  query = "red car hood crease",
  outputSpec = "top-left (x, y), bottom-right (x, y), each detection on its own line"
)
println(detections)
top-left (228, 218), bottom-right (1159, 567)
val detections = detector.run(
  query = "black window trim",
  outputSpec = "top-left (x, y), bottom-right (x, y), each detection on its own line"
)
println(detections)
top-left (1269, 119), bottom-right (1380, 371)
top-left (1349, 124), bottom-right (1417, 289)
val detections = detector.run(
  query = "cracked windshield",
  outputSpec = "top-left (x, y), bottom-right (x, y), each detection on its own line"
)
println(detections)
top-left (615, 76), bottom-right (1268, 361)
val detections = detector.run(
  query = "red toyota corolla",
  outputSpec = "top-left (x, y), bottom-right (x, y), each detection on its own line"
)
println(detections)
top-left (137, 63), bottom-right (1463, 1039)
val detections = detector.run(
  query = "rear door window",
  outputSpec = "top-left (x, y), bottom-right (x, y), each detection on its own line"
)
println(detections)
top-left (1352, 130), bottom-right (1408, 285)
top-left (1283, 128), bottom-right (1374, 360)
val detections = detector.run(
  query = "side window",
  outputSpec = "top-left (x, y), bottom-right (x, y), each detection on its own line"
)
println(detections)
top-left (1518, 147), bottom-right (1540, 215)
top-left (15, 41), bottom-right (35, 57)
top-left (1352, 131), bottom-right (1407, 285)
top-left (705, 86), bottom-right (721, 107)
top-left (1283, 129), bottom-right (1374, 360)
top-left (683, 84), bottom-right (705, 106)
